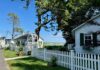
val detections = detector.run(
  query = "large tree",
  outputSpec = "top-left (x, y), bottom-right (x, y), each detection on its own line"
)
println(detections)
top-left (34, 0), bottom-right (90, 45)
top-left (34, 0), bottom-right (100, 46)
top-left (12, 0), bottom-right (100, 47)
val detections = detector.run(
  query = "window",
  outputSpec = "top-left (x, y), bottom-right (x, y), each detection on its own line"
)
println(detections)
top-left (84, 34), bottom-right (93, 46)
top-left (80, 33), bottom-right (93, 46)
top-left (28, 36), bottom-right (32, 42)
top-left (80, 33), bottom-right (99, 47)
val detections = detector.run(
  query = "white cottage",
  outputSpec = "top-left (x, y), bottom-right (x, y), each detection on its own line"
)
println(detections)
top-left (0, 37), bottom-right (6, 48)
top-left (72, 14), bottom-right (100, 54)
top-left (15, 33), bottom-right (44, 55)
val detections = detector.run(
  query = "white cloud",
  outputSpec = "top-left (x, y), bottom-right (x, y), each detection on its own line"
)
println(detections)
top-left (51, 32), bottom-right (63, 38)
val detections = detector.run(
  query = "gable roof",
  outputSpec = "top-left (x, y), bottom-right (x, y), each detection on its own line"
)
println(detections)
top-left (14, 33), bottom-right (30, 39)
top-left (72, 13), bottom-right (100, 33)
top-left (14, 33), bottom-right (44, 41)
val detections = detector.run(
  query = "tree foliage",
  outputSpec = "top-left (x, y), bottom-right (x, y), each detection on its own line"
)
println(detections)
top-left (34, 0), bottom-right (90, 44)
top-left (12, 0), bottom-right (100, 47)
top-left (8, 13), bottom-right (23, 39)
top-left (34, 0), bottom-right (100, 46)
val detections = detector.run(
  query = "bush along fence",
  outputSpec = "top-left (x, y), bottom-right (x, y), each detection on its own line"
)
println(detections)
top-left (31, 48), bottom-right (100, 70)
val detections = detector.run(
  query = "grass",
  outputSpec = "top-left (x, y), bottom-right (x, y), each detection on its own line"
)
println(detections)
top-left (7, 57), bottom-right (69, 70)
top-left (3, 49), bottom-right (17, 58)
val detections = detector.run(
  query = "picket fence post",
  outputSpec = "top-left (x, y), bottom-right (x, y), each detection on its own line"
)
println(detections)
top-left (44, 48), bottom-right (46, 61)
top-left (31, 46), bottom-right (35, 57)
top-left (98, 55), bottom-right (100, 70)
top-left (70, 50), bottom-right (74, 70)
top-left (34, 47), bottom-right (37, 57)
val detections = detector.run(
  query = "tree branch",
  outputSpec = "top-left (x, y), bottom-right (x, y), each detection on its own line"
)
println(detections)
top-left (35, 18), bottom-right (55, 37)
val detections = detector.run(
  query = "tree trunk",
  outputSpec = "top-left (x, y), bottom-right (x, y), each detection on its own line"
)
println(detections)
top-left (63, 31), bottom-right (75, 48)
top-left (12, 21), bottom-right (15, 40)
top-left (35, 14), bottom-right (41, 41)
top-left (35, 27), bottom-right (41, 40)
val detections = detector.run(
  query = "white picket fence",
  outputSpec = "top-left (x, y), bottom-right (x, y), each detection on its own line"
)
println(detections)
top-left (31, 48), bottom-right (100, 70)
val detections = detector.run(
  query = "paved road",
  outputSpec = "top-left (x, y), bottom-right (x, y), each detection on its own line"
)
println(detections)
top-left (0, 49), bottom-right (9, 70)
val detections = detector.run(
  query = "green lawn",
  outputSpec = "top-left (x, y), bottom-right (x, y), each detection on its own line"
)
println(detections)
top-left (3, 49), bottom-right (17, 58)
top-left (7, 57), bottom-right (69, 70)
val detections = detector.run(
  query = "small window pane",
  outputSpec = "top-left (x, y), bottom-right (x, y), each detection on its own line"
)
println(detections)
top-left (84, 34), bottom-right (92, 46)
top-left (85, 40), bottom-right (92, 46)
top-left (85, 36), bottom-right (91, 39)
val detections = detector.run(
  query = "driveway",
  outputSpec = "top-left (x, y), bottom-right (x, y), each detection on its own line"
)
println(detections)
top-left (0, 49), bottom-right (9, 70)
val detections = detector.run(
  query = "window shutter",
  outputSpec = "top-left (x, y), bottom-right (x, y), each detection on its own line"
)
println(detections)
top-left (80, 33), bottom-right (84, 46)
top-left (93, 33), bottom-right (97, 47)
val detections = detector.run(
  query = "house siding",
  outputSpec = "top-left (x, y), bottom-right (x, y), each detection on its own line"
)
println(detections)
top-left (74, 19), bottom-right (100, 54)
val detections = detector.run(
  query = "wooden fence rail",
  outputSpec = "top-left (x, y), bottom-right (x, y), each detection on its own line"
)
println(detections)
top-left (31, 48), bottom-right (100, 70)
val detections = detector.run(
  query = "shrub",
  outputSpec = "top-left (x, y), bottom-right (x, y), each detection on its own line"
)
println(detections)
top-left (45, 45), bottom-right (69, 51)
top-left (45, 46), bottom-right (53, 50)
top-left (45, 46), bottom-right (63, 50)
top-left (4, 46), bottom-right (10, 50)
top-left (19, 47), bottom-right (23, 51)
top-left (16, 47), bottom-right (24, 56)
top-left (27, 51), bottom-right (31, 55)
top-left (59, 47), bottom-right (69, 51)
top-left (48, 56), bottom-right (57, 67)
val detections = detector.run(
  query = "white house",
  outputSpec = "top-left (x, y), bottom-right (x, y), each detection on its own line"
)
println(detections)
top-left (0, 37), bottom-right (11, 49)
top-left (0, 37), bottom-right (6, 48)
top-left (14, 33), bottom-right (44, 55)
top-left (72, 14), bottom-right (100, 54)
top-left (5, 39), bottom-right (11, 48)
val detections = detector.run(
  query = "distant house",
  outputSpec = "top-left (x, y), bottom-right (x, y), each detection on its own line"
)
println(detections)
top-left (0, 36), bottom-right (12, 49)
top-left (5, 39), bottom-right (11, 47)
top-left (72, 13), bottom-right (100, 54)
top-left (5, 39), bottom-right (11, 44)
top-left (0, 37), bottom-right (5, 48)
top-left (14, 33), bottom-right (29, 47)
top-left (14, 33), bottom-right (44, 55)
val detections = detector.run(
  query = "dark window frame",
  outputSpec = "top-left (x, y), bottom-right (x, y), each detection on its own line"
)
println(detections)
top-left (84, 34), bottom-right (93, 46)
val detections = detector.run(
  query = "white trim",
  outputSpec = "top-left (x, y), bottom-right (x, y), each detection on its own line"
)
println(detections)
top-left (14, 33), bottom-right (32, 39)
top-left (84, 34), bottom-right (93, 45)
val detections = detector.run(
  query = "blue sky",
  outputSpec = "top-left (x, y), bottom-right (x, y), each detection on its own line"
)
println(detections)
top-left (0, 0), bottom-right (65, 43)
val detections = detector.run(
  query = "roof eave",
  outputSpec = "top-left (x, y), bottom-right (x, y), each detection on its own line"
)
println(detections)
top-left (72, 13), bottom-right (100, 34)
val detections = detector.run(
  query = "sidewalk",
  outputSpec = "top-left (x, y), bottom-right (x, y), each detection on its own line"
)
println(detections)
top-left (5, 56), bottom-right (30, 61)
top-left (0, 49), bottom-right (9, 70)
